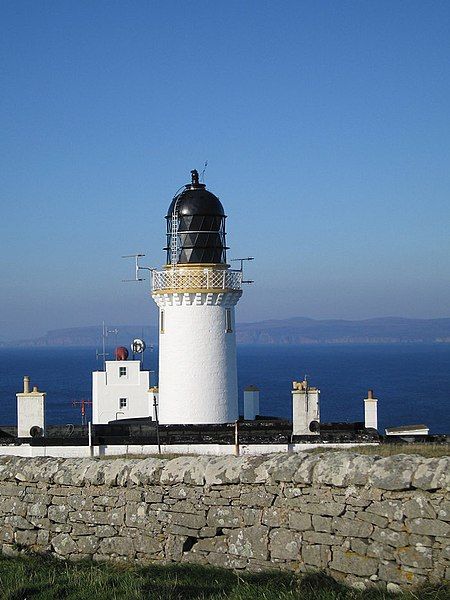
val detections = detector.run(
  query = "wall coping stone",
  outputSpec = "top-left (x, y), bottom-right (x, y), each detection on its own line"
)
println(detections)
top-left (0, 452), bottom-right (447, 490)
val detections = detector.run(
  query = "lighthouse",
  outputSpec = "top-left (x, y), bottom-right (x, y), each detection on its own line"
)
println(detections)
top-left (152, 170), bottom-right (243, 424)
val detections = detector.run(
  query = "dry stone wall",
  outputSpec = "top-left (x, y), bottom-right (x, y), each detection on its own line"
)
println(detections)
top-left (0, 452), bottom-right (449, 590)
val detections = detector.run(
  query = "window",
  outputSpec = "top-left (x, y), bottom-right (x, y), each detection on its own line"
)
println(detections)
top-left (119, 398), bottom-right (127, 409)
top-left (119, 366), bottom-right (127, 377)
top-left (160, 310), bottom-right (165, 333)
top-left (225, 308), bottom-right (232, 333)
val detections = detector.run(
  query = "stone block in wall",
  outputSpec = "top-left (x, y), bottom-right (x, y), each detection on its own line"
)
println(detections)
top-left (397, 546), bottom-right (433, 570)
top-left (132, 533), bottom-right (164, 555)
top-left (228, 525), bottom-right (269, 560)
top-left (160, 457), bottom-right (201, 485)
top-left (330, 550), bottom-right (378, 577)
top-left (437, 500), bottom-right (450, 522)
top-left (312, 514), bottom-right (332, 533)
top-left (293, 501), bottom-right (346, 517)
top-left (0, 484), bottom-right (26, 498)
top-left (404, 496), bottom-right (437, 520)
top-left (167, 499), bottom-right (200, 514)
top-left (204, 456), bottom-right (256, 487)
top-left (167, 484), bottom-right (201, 500)
top-left (240, 490), bottom-right (274, 508)
top-left (262, 507), bottom-right (288, 528)
top-left (127, 459), bottom-right (165, 487)
top-left (313, 452), bottom-right (375, 488)
top-left (259, 454), bottom-right (305, 483)
top-left (0, 526), bottom-right (14, 544)
top-left (412, 457), bottom-right (450, 491)
top-left (143, 490), bottom-right (164, 504)
top-left (51, 533), bottom-right (77, 556)
top-left (99, 536), bottom-right (135, 557)
top-left (366, 500), bottom-right (404, 522)
top-left (269, 528), bottom-right (301, 561)
top-left (93, 496), bottom-right (117, 508)
top-left (355, 510), bottom-right (388, 528)
top-left (165, 533), bottom-right (185, 561)
top-left (371, 526), bottom-right (409, 547)
top-left (207, 506), bottom-right (243, 528)
top-left (303, 531), bottom-right (344, 546)
top-left (76, 536), bottom-right (99, 555)
top-left (293, 455), bottom-right (322, 484)
top-left (15, 529), bottom-right (37, 546)
top-left (378, 562), bottom-right (426, 586)
top-left (169, 511), bottom-right (206, 530)
top-left (69, 508), bottom-right (124, 527)
top-left (243, 508), bottom-right (262, 527)
top-left (27, 502), bottom-right (48, 519)
top-left (205, 552), bottom-right (247, 570)
top-left (288, 512), bottom-right (312, 531)
top-left (125, 502), bottom-right (148, 528)
top-left (5, 515), bottom-right (34, 530)
top-left (52, 459), bottom-right (92, 486)
top-left (406, 518), bottom-right (450, 537)
top-left (48, 504), bottom-right (70, 523)
top-left (332, 517), bottom-right (373, 538)
top-left (96, 525), bottom-right (117, 538)
top-left (368, 455), bottom-right (423, 491)
top-left (302, 544), bottom-right (331, 568)
top-left (71, 523), bottom-right (93, 536)
top-left (0, 498), bottom-right (25, 517)
top-left (167, 524), bottom-right (200, 537)
top-left (203, 496), bottom-right (230, 506)
top-left (193, 535), bottom-right (228, 554)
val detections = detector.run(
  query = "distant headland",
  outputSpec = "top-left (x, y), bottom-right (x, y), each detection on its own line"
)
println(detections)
top-left (2, 317), bottom-right (450, 347)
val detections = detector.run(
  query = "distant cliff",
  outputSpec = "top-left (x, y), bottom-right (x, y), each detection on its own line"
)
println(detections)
top-left (3, 317), bottom-right (450, 347)
top-left (235, 317), bottom-right (450, 345)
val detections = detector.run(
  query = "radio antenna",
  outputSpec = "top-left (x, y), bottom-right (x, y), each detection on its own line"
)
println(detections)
top-left (230, 257), bottom-right (255, 284)
top-left (122, 254), bottom-right (154, 282)
top-left (200, 160), bottom-right (208, 182)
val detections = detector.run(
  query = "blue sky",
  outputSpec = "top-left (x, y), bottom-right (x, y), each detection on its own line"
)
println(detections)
top-left (1, 1), bottom-right (449, 339)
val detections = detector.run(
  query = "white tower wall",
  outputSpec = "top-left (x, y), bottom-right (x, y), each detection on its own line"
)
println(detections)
top-left (154, 291), bottom-right (240, 424)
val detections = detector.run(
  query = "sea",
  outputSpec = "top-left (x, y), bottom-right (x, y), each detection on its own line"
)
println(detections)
top-left (0, 345), bottom-right (448, 434)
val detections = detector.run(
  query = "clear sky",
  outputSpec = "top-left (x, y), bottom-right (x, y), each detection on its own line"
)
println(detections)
top-left (1, 1), bottom-right (449, 340)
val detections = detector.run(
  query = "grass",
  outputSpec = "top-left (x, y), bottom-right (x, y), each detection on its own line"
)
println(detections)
top-left (0, 554), bottom-right (448, 600)
top-left (306, 444), bottom-right (450, 458)
top-left (99, 444), bottom-right (450, 461)
top-left (98, 453), bottom-right (184, 461)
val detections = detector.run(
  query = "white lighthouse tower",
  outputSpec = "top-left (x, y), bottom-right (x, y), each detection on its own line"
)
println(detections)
top-left (152, 170), bottom-right (243, 424)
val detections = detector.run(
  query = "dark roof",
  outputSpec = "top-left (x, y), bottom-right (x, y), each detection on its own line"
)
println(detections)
top-left (385, 424), bottom-right (429, 432)
top-left (166, 185), bottom-right (225, 218)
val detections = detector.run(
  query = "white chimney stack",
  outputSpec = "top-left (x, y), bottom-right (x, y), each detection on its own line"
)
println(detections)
top-left (243, 386), bottom-right (260, 420)
top-left (364, 389), bottom-right (378, 431)
top-left (16, 378), bottom-right (46, 438)
top-left (292, 378), bottom-right (320, 436)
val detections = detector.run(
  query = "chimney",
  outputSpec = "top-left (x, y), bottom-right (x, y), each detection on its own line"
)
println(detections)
top-left (23, 376), bottom-right (30, 394)
top-left (243, 386), bottom-right (260, 420)
top-left (364, 389), bottom-right (378, 430)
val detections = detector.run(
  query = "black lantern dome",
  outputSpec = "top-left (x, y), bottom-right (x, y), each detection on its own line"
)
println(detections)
top-left (165, 170), bottom-right (228, 265)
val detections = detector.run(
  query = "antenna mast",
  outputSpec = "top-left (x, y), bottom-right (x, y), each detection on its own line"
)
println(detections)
top-left (230, 257), bottom-right (255, 284)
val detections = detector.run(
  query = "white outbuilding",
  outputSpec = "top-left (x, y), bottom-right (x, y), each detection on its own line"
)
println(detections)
top-left (92, 351), bottom-right (153, 424)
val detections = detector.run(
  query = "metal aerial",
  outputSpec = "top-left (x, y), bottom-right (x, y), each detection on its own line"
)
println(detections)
top-left (230, 257), bottom-right (255, 284)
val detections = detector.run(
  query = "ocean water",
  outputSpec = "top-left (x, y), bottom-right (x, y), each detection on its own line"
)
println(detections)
top-left (0, 345), bottom-right (448, 434)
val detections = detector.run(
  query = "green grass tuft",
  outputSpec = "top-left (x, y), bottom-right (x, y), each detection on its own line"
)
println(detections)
top-left (306, 444), bottom-right (450, 458)
top-left (0, 554), bottom-right (448, 600)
